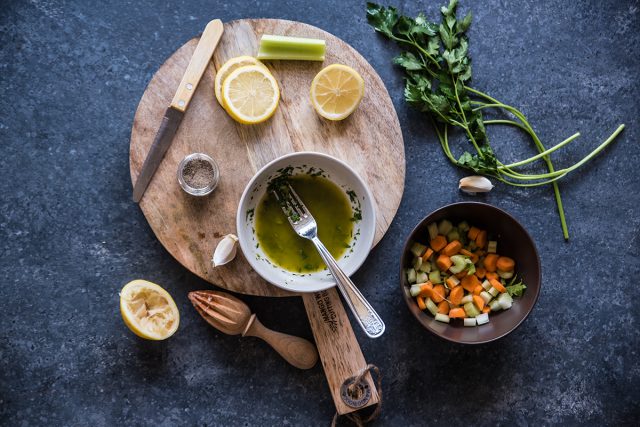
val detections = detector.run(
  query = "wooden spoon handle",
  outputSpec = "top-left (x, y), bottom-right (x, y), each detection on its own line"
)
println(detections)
top-left (244, 315), bottom-right (318, 369)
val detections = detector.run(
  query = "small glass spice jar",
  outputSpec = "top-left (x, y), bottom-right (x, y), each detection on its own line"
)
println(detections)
top-left (177, 153), bottom-right (220, 196)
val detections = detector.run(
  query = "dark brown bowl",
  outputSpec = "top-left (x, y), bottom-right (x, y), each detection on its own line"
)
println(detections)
top-left (400, 202), bottom-right (541, 344)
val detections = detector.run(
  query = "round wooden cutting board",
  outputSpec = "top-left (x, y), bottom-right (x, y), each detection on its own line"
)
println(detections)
top-left (130, 19), bottom-right (405, 297)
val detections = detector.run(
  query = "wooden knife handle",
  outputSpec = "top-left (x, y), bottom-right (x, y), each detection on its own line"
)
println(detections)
top-left (243, 314), bottom-right (319, 370)
top-left (170, 19), bottom-right (224, 112)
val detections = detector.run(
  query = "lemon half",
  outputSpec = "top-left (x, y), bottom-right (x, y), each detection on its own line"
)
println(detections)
top-left (310, 64), bottom-right (365, 121)
top-left (120, 280), bottom-right (180, 340)
top-left (222, 65), bottom-right (280, 124)
top-left (214, 56), bottom-right (266, 106)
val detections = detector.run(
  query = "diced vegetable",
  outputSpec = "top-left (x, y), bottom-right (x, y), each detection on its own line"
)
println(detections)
top-left (413, 256), bottom-right (423, 270)
top-left (427, 222), bottom-right (439, 240)
top-left (464, 302), bottom-right (480, 318)
top-left (468, 226), bottom-right (481, 240)
top-left (464, 318), bottom-right (476, 327)
top-left (416, 271), bottom-right (429, 284)
top-left (476, 313), bottom-right (490, 325)
top-left (485, 271), bottom-right (499, 281)
top-left (479, 291), bottom-right (492, 304)
top-left (446, 276), bottom-right (460, 289)
top-left (436, 254), bottom-right (452, 271)
top-left (418, 261), bottom-right (431, 273)
top-left (489, 299), bottom-right (502, 311)
top-left (488, 286), bottom-right (499, 297)
top-left (446, 229), bottom-right (461, 242)
top-left (449, 308), bottom-right (466, 318)
top-left (496, 256), bottom-right (515, 272)
top-left (438, 219), bottom-right (453, 235)
top-left (458, 221), bottom-right (470, 232)
top-left (430, 235), bottom-right (447, 252)
top-left (475, 230), bottom-right (487, 249)
top-left (482, 279), bottom-right (492, 291)
top-left (421, 248), bottom-right (434, 262)
top-left (431, 285), bottom-right (445, 303)
top-left (409, 284), bottom-right (421, 297)
top-left (489, 278), bottom-right (506, 293)
top-left (435, 313), bottom-right (450, 323)
top-left (449, 286), bottom-right (464, 306)
top-left (497, 293), bottom-right (513, 310)
top-left (472, 295), bottom-right (485, 310)
top-left (410, 242), bottom-right (428, 257)
top-left (417, 296), bottom-right (427, 310)
top-left (487, 240), bottom-right (498, 253)
top-left (437, 301), bottom-right (449, 314)
top-left (460, 294), bottom-right (473, 305)
top-left (407, 268), bottom-right (417, 284)
top-left (418, 282), bottom-right (433, 298)
top-left (483, 253), bottom-right (499, 272)
top-left (449, 255), bottom-right (467, 274)
top-left (425, 298), bottom-right (439, 315)
top-left (498, 269), bottom-right (514, 279)
top-left (442, 240), bottom-right (462, 256)
top-left (428, 270), bottom-right (442, 284)
top-left (257, 35), bottom-right (326, 61)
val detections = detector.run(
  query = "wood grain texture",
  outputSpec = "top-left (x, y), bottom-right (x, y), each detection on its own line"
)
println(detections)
top-left (130, 19), bottom-right (404, 297)
top-left (303, 288), bottom-right (380, 415)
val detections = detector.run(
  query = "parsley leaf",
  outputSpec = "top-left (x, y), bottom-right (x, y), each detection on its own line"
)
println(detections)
top-left (506, 282), bottom-right (527, 297)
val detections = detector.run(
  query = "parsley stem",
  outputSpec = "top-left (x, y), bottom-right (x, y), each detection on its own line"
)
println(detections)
top-left (465, 86), bottom-right (569, 239)
top-left (390, 35), bottom-right (441, 69)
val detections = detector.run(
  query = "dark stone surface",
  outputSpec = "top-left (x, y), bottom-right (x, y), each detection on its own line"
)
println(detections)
top-left (1, 0), bottom-right (638, 425)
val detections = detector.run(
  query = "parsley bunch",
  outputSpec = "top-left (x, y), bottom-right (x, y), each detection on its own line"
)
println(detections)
top-left (367, 0), bottom-right (625, 240)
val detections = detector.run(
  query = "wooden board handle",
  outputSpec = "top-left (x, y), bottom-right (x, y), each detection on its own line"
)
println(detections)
top-left (170, 19), bottom-right (224, 112)
top-left (244, 314), bottom-right (319, 370)
top-left (303, 288), bottom-right (380, 415)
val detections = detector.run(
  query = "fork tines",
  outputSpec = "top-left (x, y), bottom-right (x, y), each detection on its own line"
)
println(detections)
top-left (271, 183), bottom-right (308, 224)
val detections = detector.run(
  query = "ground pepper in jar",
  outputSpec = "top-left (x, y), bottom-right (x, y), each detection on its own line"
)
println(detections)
top-left (182, 159), bottom-right (215, 189)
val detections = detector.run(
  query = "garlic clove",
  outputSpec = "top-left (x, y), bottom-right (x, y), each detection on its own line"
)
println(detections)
top-left (459, 176), bottom-right (493, 195)
top-left (212, 234), bottom-right (239, 267)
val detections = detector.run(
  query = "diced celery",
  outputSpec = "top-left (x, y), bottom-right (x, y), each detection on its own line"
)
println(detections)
top-left (480, 291), bottom-right (492, 304)
top-left (410, 242), bottom-right (427, 257)
top-left (464, 302), bottom-right (480, 318)
top-left (257, 35), bottom-right (325, 61)
top-left (482, 279), bottom-right (492, 291)
top-left (410, 284), bottom-right (422, 297)
top-left (427, 222), bottom-right (439, 240)
top-left (447, 228), bottom-right (460, 242)
top-left (464, 318), bottom-right (477, 327)
top-left (476, 313), bottom-right (490, 325)
top-left (407, 268), bottom-right (417, 284)
top-left (461, 294), bottom-right (473, 305)
top-left (438, 219), bottom-right (453, 235)
top-left (487, 241), bottom-right (498, 253)
top-left (413, 256), bottom-right (423, 270)
top-left (497, 293), bottom-right (513, 310)
top-left (449, 255), bottom-right (466, 274)
top-left (498, 269), bottom-right (514, 279)
top-left (489, 300), bottom-right (502, 311)
top-left (448, 275), bottom-right (460, 287)
top-left (435, 313), bottom-right (450, 323)
top-left (488, 286), bottom-right (499, 297)
top-left (418, 261), bottom-right (431, 273)
top-left (416, 271), bottom-right (429, 284)
top-left (428, 270), bottom-right (441, 284)
top-left (458, 221), bottom-right (470, 232)
top-left (426, 298), bottom-right (438, 316)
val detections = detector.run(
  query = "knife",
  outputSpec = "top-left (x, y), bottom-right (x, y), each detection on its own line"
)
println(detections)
top-left (133, 19), bottom-right (224, 203)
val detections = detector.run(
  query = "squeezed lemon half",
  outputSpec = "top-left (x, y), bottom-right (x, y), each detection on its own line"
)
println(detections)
top-left (310, 64), bottom-right (364, 120)
top-left (120, 280), bottom-right (180, 340)
top-left (214, 56), bottom-right (267, 106)
top-left (222, 65), bottom-right (280, 124)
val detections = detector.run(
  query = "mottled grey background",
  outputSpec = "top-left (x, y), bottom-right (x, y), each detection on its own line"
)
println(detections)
top-left (1, 0), bottom-right (639, 425)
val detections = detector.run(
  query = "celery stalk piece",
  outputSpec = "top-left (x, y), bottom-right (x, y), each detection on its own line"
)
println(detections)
top-left (257, 35), bottom-right (326, 61)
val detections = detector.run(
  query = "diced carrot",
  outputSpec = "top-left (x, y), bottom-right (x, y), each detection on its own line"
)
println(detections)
top-left (436, 254), bottom-right (452, 271)
top-left (418, 282), bottom-right (433, 298)
top-left (475, 230), bottom-right (487, 248)
top-left (489, 278), bottom-right (506, 293)
top-left (449, 307), bottom-right (466, 318)
top-left (461, 275), bottom-right (481, 292)
top-left (445, 277), bottom-right (459, 289)
top-left (473, 284), bottom-right (483, 295)
top-left (485, 271), bottom-right (499, 281)
top-left (472, 295), bottom-right (485, 310)
top-left (475, 267), bottom-right (486, 279)
top-left (416, 296), bottom-right (427, 310)
top-left (442, 240), bottom-right (462, 256)
top-left (455, 270), bottom-right (468, 279)
top-left (496, 256), bottom-right (515, 272)
top-left (431, 285), bottom-right (445, 303)
top-left (482, 306), bottom-right (491, 314)
top-left (430, 235), bottom-right (447, 252)
top-left (484, 253), bottom-right (499, 272)
top-left (449, 286), bottom-right (464, 306)
top-left (437, 301), bottom-right (449, 314)
top-left (468, 226), bottom-right (481, 240)
top-left (460, 248), bottom-right (473, 257)
top-left (421, 248), bottom-right (434, 262)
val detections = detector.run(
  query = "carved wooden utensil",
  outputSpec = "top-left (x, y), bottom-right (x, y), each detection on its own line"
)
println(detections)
top-left (188, 290), bottom-right (318, 369)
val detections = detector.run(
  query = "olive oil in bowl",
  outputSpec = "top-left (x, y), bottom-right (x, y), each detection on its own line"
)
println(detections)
top-left (255, 174), bottom-right (353, 273)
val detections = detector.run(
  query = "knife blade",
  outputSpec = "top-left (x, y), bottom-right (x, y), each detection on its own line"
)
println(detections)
top-left (132, 19), bottom-right (224, 203)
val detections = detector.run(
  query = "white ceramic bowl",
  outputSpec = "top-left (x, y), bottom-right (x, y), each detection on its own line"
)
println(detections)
top-left (236, 152), bottom-right (376, 293)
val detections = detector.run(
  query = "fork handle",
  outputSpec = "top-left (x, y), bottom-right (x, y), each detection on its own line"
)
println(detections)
top-left (311, 237), bottom-right (385, 338)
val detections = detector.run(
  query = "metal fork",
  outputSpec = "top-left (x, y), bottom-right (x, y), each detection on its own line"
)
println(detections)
top-left (272, 184), bottom-right (385, 338)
